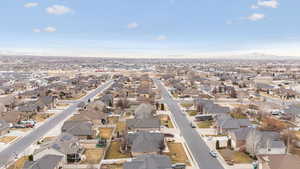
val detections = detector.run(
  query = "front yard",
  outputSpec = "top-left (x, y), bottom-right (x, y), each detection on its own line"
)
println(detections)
top-left (197, 120), bottom-right (213, 128)
top-left (105, 141), bottom-right (130, 159)
top-left (164, 142), bottom-right (191, 166)
top-left (7, 156), bottom-right (28, 169)
top-left (218, 149), bottom-right (253, 164)
top-left (160, 115), bottom-right (174, 128)
top-left (186, 110), bottom-right (198, 116)
top-left (32, 113), bottom-right (54, 122)
top-left (0, 136), bottom-right (17, 143)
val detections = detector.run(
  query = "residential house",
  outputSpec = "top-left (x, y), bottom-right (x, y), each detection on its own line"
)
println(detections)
top-left (246, 129), bottom-right (286, 156)
top-left (228, 127), bottom-right (252, 150)
top-left (126, 103), bottom-right (160, 132)
top-left (123, 154), bottom-right (172, 169)
top-left (0, 119), bottom-right (10, 136)
top-left (215, 114), bottom-right (252, 134)
top-left (257, 154), bottom-right (300, 169)
top-left (125, 132), bottom-right (165, 157)
top-left (61, 120), bottom-right (95, 139)
top-left (100, 94), bottom-right (114, 107)
top-left (23, 155), bottom-right (64, 169)
top-left (33, 133), bottom-right (84, 163)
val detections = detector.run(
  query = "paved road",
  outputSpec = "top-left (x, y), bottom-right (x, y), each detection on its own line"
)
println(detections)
top-left (0, 80), bottom-right (114, 168)
top-left (154, 79), bottom-right (225, 169)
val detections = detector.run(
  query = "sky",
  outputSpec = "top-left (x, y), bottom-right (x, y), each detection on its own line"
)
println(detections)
top-left (0, 0), bottom-right (300, 58)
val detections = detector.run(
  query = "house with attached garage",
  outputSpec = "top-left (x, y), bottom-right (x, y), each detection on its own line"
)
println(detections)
top-left (123, 154), bottom-right (173, 169)
top-left (246, 129), bottom-right (286, 157)
top-left (33, 133), bottom-right (85, 163)
top-left (61, 120), bottom-right (95, 140)
top-left (22, 154), bottom-right (64, 169)
top-left (126, 103), bottom-right (160, 132)
top-left (124, 131), bottom-right (165, 157)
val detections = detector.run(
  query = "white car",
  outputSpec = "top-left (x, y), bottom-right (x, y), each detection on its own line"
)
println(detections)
top-left (209, 150), bottom-right (217, 158)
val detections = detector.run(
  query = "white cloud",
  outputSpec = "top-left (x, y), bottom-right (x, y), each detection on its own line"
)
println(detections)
top-left (127, 22), bottom-right (139, 29)
top-left (46, 5), bottom-right (72, 15)
top-left (257, 0), bottom-right (279, 8)
top-left (44, 27), bottom-right (57, 32)
top-left (24, 2), bottom-right (39, 8)
top-left (156, 35), bottom-right (167, 41)
top-left (33, 28), bottom-right (41, 33)
top-left (247, 13), bottom-right (265, 21)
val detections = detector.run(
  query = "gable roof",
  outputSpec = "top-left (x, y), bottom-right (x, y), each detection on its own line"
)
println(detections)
top-left (123, 154), bottom-right (172, 169)
top-left (134, 103), bottom-right (155, 119)
top-left (260, 154), bottom-right (300, 169)
top-left (23, 155), bottom-right (63, 169)
top-left (126, 118), bottom-right (160, 129)
top-left (62, 120), bottom-right (93, 136)
top-left (127, 132), bottom-right (164, 153)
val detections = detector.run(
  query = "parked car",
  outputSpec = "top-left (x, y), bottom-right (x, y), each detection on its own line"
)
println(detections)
top-left (14, 124), bottom-right (26, 128)
top-left (190, 122), bottom-right (196, 128)
top-left (209, 150), bottom-right (217, 158)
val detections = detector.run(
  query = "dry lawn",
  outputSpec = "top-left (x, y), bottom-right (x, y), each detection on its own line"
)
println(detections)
top-left (108, 116), bottom-right (119, 124)
top-left (81, 148), bottom-right (104, 164)
top-left (164, 142), bottom-right (190, 166)
top-left (105, 141), bottom-right (130, 159)
top-left (116, 122), bottom-right (126, 133)
top-left (99, 128), bottom-right (114, 139)
top-left (0, 136), bottom-right (17, 143)
top-left (33, 113), bottom-right (54, 122)
top-left (160, 115), bottom-right (174, 128)
top-left (101, 164), bottom-right (123, 169)
top-left (7, 156), bottom-right (28, 169)
top-left (197, 120), bottom-right (213, 128)
top-left (219, 149), bottom-right (253, 164)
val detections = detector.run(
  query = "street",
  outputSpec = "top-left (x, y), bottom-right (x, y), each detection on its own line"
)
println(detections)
top-left (154, 79), bottom-right (225, 169)
top-left (0, 80), bottom-right (114, 168)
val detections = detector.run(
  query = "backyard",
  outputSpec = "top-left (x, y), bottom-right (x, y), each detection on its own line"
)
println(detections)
top-left (105, 141), bottom-right (131, 159)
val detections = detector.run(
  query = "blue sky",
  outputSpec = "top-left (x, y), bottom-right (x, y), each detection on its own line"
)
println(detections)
top-left (0, 0), bottom-right (299, 58)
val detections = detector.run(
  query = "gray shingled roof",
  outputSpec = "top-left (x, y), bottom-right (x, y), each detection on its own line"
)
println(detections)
top-left (127, 132), bottom-right (164, 153)
top-left (23, 155), bottom-right (63, 169)
top-left (126, 118), bottom-right (160, 129)
top-left (0, 119), bottom-right (9, 131)
top-left (123, 154), bottom-right (172, 169)
top-left (62, 120), bottom-right (93, 136)
top-left (134, 103), bottom-right (155, 119)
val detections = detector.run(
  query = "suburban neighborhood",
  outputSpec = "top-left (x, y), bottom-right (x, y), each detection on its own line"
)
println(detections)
top-left (0, 56), bottom-right (300, 169)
